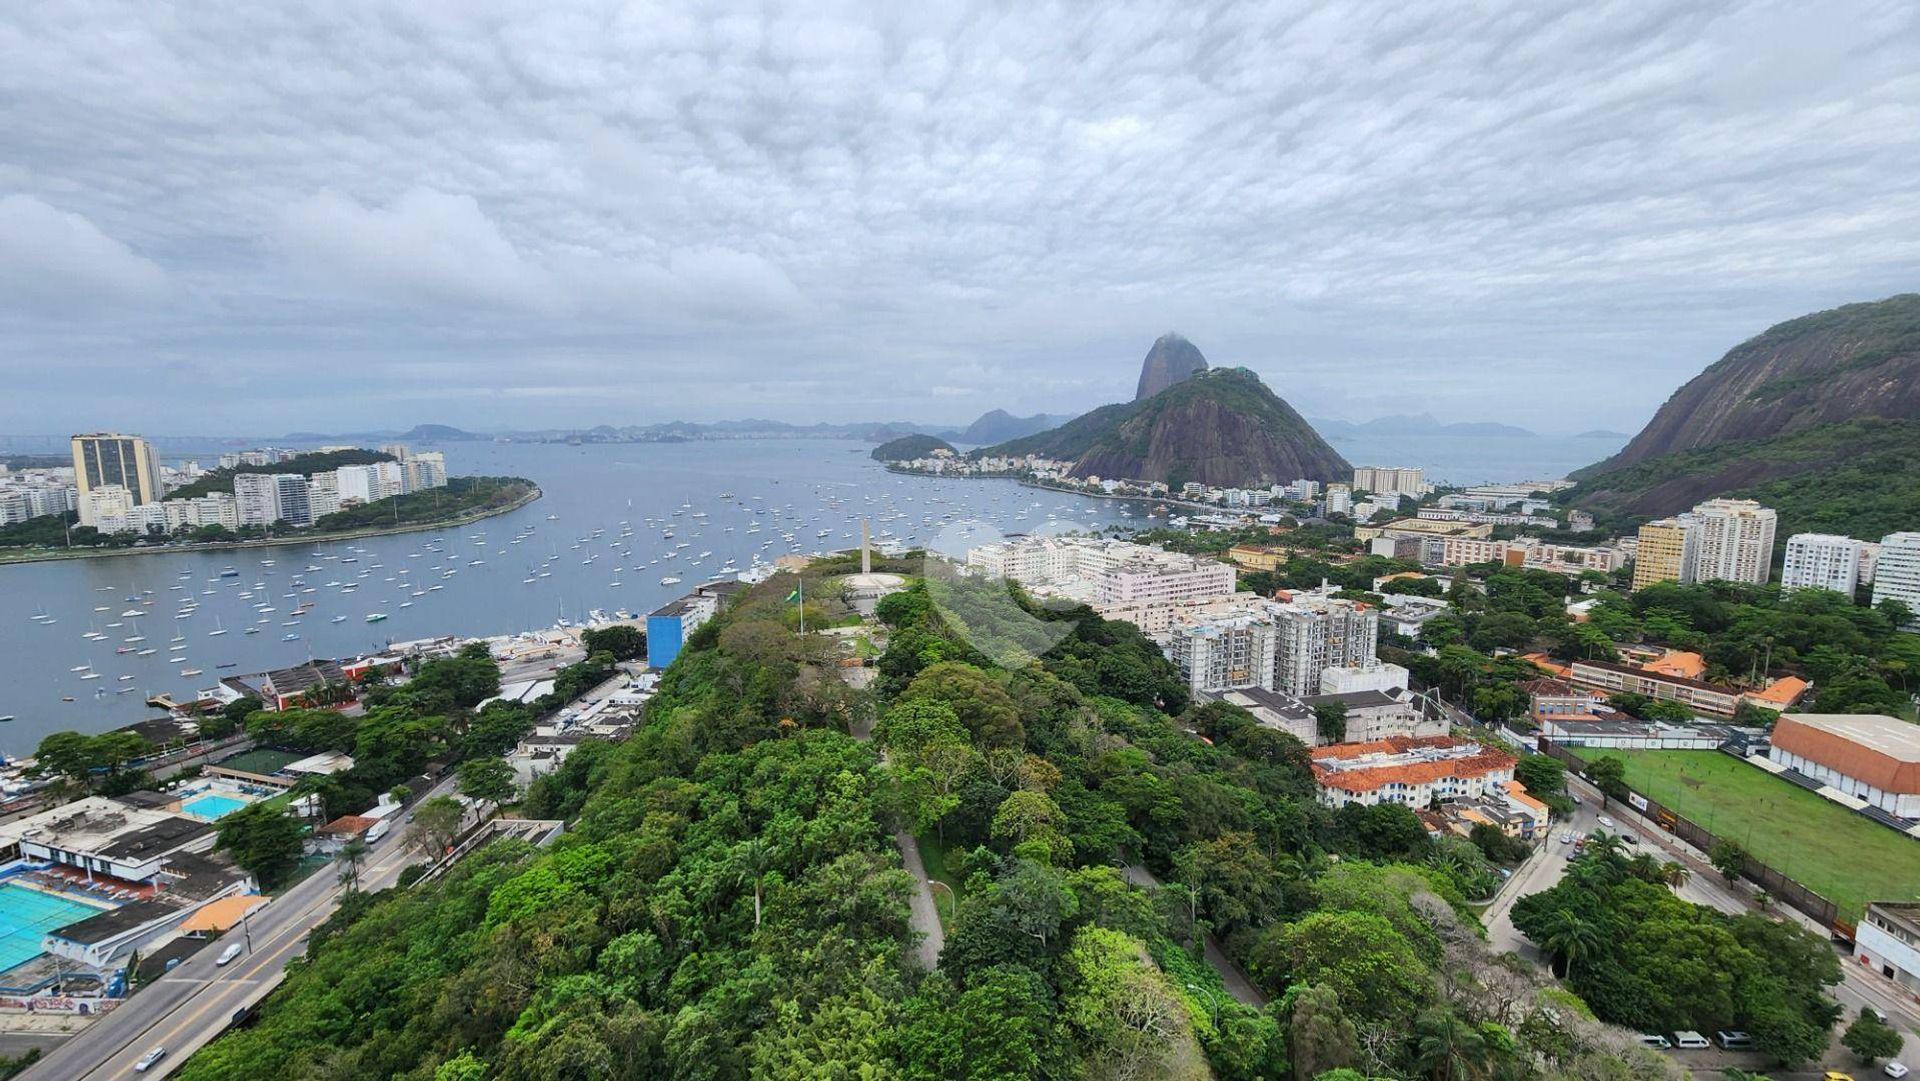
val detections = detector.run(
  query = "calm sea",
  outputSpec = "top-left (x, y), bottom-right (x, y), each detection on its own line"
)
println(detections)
top-left (0, 432), bottom-right (1620, 754)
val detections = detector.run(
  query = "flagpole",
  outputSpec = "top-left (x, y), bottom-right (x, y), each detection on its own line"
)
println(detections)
top-left (798, 575), bottom-right (804, 635)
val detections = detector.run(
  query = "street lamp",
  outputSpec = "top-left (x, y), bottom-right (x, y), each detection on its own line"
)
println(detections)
top-left (1185, 983), bottom-right (1222, 1027)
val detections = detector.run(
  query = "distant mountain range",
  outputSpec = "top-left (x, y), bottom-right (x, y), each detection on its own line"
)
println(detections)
top-left (1308, 413), bottom-right (1538, 438)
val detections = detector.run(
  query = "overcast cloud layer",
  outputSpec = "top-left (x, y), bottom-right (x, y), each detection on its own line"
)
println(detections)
top-left (2, 1), bottom-right (1917, 435)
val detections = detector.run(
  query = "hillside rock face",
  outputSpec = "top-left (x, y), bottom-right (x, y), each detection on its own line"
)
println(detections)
top-left (1135, 332), bottom-right (1210, 400)
top-left (1593, 294), bottom-right (1920, 473)
top-left (982, 360), bottom-right (1349, 487)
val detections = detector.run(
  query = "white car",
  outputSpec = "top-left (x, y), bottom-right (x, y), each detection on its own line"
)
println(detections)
top-left (135, 1047), bottom-right (166, 1072)
top-left (1559, 831), bottom-right (1573, 844)
top-left (216, 943), bottom-right (243, 966)
top-left (1597, 816), bottom-right (1616, 829)
top-left (1886, 1062), bottom-right (1908, 1078)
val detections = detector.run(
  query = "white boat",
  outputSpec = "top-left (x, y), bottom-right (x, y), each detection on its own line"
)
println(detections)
top-left (660, 576), bottom-right (682, 585)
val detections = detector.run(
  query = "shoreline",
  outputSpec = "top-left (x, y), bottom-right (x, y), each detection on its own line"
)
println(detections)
top-left (881, 464), bottom-right (1229, 516)
top-left (0, 483), bottom-right (543, 568)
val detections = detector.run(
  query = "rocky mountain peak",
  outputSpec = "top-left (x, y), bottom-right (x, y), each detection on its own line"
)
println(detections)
top-left (1135, 332), bottom-right (1210, 400)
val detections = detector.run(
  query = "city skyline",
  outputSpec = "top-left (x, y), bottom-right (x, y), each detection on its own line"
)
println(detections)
top-left (2, 3), bottom-right (1918, 433)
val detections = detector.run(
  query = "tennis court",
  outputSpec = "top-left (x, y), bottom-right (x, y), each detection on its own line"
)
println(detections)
top-left (0, 882), bottom-right (108, 972)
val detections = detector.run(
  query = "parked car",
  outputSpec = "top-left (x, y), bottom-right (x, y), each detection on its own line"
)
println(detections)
top-left (1570, 793), bottom-right (1583, 805)
top-left (1564, 849), bottom-right (1578, 861)
top-left (216, 943), bottom-right (243, 967)
top-left (1829, 1072), bottom-right (1860, 1081)
top-left (1715, 1030), bottom-right (1753, 1050)
top-left (1884, 1062), bottom-right (1908, 1078)
top-left (135, 1047), bottom-right (167, 1073)
top-left (1638, 1034), bottom-right (1671, 1050)
top-left (1673, 1031), bottom-right (1710, 1049)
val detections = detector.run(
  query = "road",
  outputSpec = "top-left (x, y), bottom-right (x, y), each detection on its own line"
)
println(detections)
top-left (1118, 861), bottom-right (1268, 1008)
top-left (22, 775), bottom-right (455, 1081)
top-left (1492, 771), bottom-right (1920, 1072)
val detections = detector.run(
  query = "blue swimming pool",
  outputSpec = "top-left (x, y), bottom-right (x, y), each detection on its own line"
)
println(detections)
top-left (182, 794), bottom-right (248, 820)
top-left (0, 882), bottom-right (107, 973)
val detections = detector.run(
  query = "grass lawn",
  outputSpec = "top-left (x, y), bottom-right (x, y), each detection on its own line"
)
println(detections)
top-left (914, 832), bottom-right (967, 932)
top-left (1593, 750), bottom-right (1920, 921)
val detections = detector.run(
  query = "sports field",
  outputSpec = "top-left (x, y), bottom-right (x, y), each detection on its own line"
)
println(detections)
top-left (1593, 750), bottom-right (1920, 922)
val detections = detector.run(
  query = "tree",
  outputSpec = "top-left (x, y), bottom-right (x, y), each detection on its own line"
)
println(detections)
top-left (1413, 1005), bottom-right (1487, 1081)
top-left (1514, 754), bottom-right (1565, 797)
top-left (1710, 840), bottom-right (1747, 884)
top-left (1584, 756), bottom-right (1628, 806)
top-left (408, 795), bottom-right (465, 857)
top-left (1287, 983), bottom-right (1357, 1081)
top-left (1313, 700), bottom-right (1348, 744)
top-left (336, 838), bottom-right (370, 892)
top-left (216, 804), bottom-right (306, 888)
top-left (1842, 1011), bottom-right (1903, 1065)
top-left (457, 757), bottom-right (517, 815)
top-left (580, 624), bottom-right (646, 661)
top-left (1534, 909), bottom-right (1604, 980)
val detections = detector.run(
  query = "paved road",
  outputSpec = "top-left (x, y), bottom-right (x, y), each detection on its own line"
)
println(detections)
top-left (22, 776), bottom-right (455, 1081)
top-left (1118, 861), bottom-right (1268, 1007)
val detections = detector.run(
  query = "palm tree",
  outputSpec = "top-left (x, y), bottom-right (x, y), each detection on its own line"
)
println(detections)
top-left (336, 838), bottom-right (370, 892)
top-left (1538, 910), bottom-right (1605, 980)
top-left (736, 839), bottom-right (773, 929)
top-left (1584, 831), bottom-right (1627, 863)
top-left (1413, 1006), bottom-right (1487, 1081)
top-left (1658, 860), bottom-right (1692, 890)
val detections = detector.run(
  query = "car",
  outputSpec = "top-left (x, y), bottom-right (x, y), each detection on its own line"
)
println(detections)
top-left (1559, 831), bottom-right (1573, 844)
top-left (1829, 1072), bottom-right (1860, 1081)
top-left (1868, 1006), bottom-right (1892, 1024)
top-left (1564, 849), bottom-right (1578, 861)
top-left (1597, 815), bottom-right (1616, 829)
top-left (1673, 1031), bottom-right (1710, 1049)
top-left (1621, 834), bottom-right (1638, 845)
top-left (135, 1047), bottom-right (166, 1072)
top-left (216, 943), bottom-right (243, 966)
top-left (1570, 793), bottom-right (1583, 805)
top-left (1715, 1030), bottom-right (1753, 1050)
top-left (1885, 1062), bottom-right (1909, 1078)
top-left (1638, 1034), bottom-right (1671, 1050)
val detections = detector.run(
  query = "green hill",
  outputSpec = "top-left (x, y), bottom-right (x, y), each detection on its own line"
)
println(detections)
top-left (871, 434), bottom-right (956, 461)
top-left (1568, 295), bottom-right (1920, 534)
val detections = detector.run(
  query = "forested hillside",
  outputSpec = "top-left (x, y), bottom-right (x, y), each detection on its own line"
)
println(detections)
top-left (181, 558), bottom-right (1686, 1079)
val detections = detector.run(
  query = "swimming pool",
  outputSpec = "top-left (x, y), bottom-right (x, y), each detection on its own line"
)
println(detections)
top-left (0, 882), bottom-right (108, 973)
top-left (182, 794), bottom-right (248, 820)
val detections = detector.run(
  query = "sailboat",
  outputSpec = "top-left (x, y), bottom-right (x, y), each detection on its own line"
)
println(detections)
top-left (208, 616), bottom-right (227, 637)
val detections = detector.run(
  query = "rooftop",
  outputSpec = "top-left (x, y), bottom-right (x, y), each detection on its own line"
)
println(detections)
top-left (0, 798), bottom-right (209, 863)
top-left (1779, 714), bottom-right (1920, 762)
top-left (49, 898), bottom-right (182, 946)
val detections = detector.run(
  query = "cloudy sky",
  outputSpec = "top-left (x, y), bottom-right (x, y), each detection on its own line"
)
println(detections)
top-left (2, 1), bottom-right (1917, 436)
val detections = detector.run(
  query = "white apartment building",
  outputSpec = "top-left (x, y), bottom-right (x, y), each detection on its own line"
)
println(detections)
top-left (81, 484), bottom-right (136, 530)
top-left (966, 537), bottom-right (1236, 609)
top-left (1168, 609), bottom-right (1277, 695)
top-left (1096, 551), bottom-right (1238, 606)
top-left (234, 473), bottom-right (281, 527)
top-left (308, 471), bottom-right (342, 519)
top-left (1271, 589), bottom-right (1379, 696)
top-left (1874, 533), bottom-right (1920, 632)
top-left (1781, 533), bottom-right (1866, 596)
top-left (1690, 498), bottom-right (1776, 585)
top-left (1320, 661), bottom-right (1411, 696)
top-left (1324, 484), bottom-right (1352, 516)
top-left (335, 464), bottom-right (378, 505)
top-left (1352, 466), bottom-right (1426, 498)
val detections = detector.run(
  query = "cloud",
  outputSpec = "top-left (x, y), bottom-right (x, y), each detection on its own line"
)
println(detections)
top-left (0, 2), bottom-right (1917, 434)
top-left (0, 195), bottom-right (169, 314)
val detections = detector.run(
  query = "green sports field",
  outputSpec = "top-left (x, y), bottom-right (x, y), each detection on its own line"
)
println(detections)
top-left (1592, 749), bottom-right (1920, 922)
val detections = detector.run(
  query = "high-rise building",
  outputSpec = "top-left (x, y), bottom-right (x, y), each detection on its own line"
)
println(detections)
top-left (405, 452), bottom-right (447, 491)
top-left (1271, 591), bottom-right (1378, 696)
top-left (1691, 498), bottom-right (1776, 585)
top-left (70, 433), bottom-right (163, 524)
top-left (1168, 609), bottom-right (1278, 695)
top-left (1351, 466), bottom-right (1425, 498)
top-left (308, 470), bottom-right (342, 519)
top-left (80, 484), bottom-right (136, 531)
top-left (272, 473), bottom-right (313, 527)
top-left (1632, 517), bottom-right (1699, 592)
top-left (1872, 533), bottom-right (1920, 633)
top-left (1324, 484), bottom-right (1352, 516)
top-left (234, 473), bottom-right (281, 527)
top-left (1781, 533), bottom-right (1865, 596)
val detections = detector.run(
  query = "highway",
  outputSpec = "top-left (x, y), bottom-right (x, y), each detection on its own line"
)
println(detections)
top-left (21, 775), bottom-right (455, 1081)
